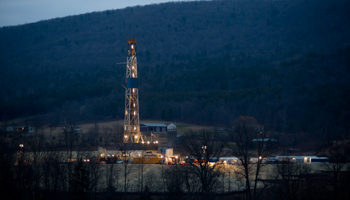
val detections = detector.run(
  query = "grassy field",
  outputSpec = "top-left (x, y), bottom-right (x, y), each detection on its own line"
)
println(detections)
top-left (3, 118), bottom-right (212, 147)
top-left (43, 119), bottom-right (213, 135)
top-left (77, 119), bottom-right (212, 145)
top-left (2, 116), bottom-right (212, 135)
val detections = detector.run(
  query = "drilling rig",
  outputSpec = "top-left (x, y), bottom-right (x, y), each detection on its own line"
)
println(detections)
top-left (121, 38), bottom-right (144, 143)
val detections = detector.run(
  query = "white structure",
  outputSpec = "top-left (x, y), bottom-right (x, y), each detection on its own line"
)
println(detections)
top-left (122, 38), bottom-right (143, 143)
top-left (167, 124), bottom-right (177, 131)
top-left (165, 148), bottom-right (173, 156)
top-left (167, 124), bottom-right (177, 148)
top-left (272, 156), bottom-right (329, 164)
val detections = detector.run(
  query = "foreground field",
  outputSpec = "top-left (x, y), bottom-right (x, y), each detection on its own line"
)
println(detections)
top-left (20, 150), bottom-right (328, 193)
top-left (94, 163), bottom-right (327, 193)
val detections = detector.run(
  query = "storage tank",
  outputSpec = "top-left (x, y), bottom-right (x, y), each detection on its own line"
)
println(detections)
top-left (167, 124), bottom-right (177, 148)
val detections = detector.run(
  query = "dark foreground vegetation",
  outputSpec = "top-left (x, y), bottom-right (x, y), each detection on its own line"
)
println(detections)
top-left (1, 117), bottom-right (349, 200)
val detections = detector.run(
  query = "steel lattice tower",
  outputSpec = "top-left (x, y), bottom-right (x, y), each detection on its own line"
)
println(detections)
top-left (122, 38), bottom-right (144, 143)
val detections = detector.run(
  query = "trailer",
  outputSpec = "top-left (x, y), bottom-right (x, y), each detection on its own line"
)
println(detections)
top-left (303, 156), bottom-right (329, 164)
top-left (219, 157), bottom-right (240, 165)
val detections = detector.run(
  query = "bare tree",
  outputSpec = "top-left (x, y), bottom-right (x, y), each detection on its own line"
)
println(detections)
top-left (102, 126), bottom-right (113, 146)
top-left (161, 164), bottom-right (186, 199)
top-left (46, 112), bottom-right (59, 137)
top-left (24, 136), bottom-right (45, 193)
top-left (322, 138), bottom-right (350, 200)
top-left (0, 137), bottom-right (23, 199)
top-left (31, 115), bottom-right (45, 137)
top-left (226, 116), bottom-right (274, 200)
top-left (143, 170), bottom-right (158, 192)
top-left (270, 161), bottom-right (313, 200)
top-left (121, 147), bottom-right (135, 194)
top-left (68, 152), bottom-right (101, 199)
top-left (106, 163), bottom-right (118, 194)
top-left (41, 149), bottom-right (66, 194)
top-left (87, 122), bottom-right (100, 147)
top-left (63, 123), bottom-right (79, 161)
top-left (69, 159), bottom-right (90, 199)
top-left (136, 149), bottom-right (145, 193)
top-left (180, 130), bottom-right (224, 198)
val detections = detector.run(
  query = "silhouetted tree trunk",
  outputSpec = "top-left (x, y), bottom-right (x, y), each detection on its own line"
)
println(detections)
top-left (226, 116), bottom-right (274, 200)
top-left (271, 161), bottom-right (312, 200)
top-left (47, 112), bottom-right (59, 137)
top-left (180, 130), bottom-right (224, 198)
top-left (322, 138), bottom-right (350, 200)
top-left (162, 164), bottom-right (185, 199)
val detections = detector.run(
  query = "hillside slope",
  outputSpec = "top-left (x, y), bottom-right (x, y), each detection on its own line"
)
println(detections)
top-left (1, 0), bottom-right (349, 137)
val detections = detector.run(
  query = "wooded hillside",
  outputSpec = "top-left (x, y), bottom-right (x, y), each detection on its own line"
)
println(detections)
top-left (1, 0), bottom-right (349, 138)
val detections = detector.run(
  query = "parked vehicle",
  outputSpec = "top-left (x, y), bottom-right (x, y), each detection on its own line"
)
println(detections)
top-left (266, 157), bottom-right (278, 164)
top-left (219, 157), bottom-right (240, 165)
top-left (116, 160), bottom-right (124, 164)
top-left (249, 157), bottom-right (267, 164)
top-left (209, 158), bottom-right (219, 166)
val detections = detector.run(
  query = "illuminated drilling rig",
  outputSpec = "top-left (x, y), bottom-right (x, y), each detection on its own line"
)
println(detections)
top-left (121, 38), bottom-right (144, 143)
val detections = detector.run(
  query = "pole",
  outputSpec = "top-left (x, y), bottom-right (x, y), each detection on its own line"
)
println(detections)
top-left (223, 165), bottom-right (225, 193)
top-left (229, 171), bottom-right (231, 193)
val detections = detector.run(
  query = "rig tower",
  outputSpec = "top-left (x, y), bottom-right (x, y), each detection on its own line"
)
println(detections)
top-left (122, 38), bottom-right (144, 143)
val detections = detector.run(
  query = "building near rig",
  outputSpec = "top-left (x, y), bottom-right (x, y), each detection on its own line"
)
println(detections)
top-left (140, 123), bottom-right (167, 133)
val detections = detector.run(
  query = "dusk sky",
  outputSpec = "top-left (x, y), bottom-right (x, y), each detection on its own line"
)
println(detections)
top-left (0, 0), bottom-right (196, 27)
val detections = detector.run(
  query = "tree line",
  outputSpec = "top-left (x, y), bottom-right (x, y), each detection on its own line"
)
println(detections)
top-left (1, 116), bottom-right (349, 199)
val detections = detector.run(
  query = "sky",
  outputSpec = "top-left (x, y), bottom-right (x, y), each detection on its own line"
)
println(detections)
top-left (0, 0), bottom-right (196, 27)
